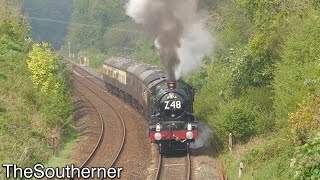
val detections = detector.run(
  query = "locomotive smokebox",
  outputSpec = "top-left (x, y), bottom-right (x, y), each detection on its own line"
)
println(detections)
top-left (167, 81), bottom-right (176, 89)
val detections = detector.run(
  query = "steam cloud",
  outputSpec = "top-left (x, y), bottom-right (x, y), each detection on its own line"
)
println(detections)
top-left (126, 0), bottom-right (213, 80)
top-left (190, 121), bottom-right (212, 149)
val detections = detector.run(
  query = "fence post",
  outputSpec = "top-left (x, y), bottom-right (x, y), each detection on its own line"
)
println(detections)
top-left (52, 135), bottom-right (56, 156)
top-left (229, 133), bottom-right (233, 152)
top-left (48, 135), bottom-right (58, 156)
top-left (239, 162), bottom-right (244, 178)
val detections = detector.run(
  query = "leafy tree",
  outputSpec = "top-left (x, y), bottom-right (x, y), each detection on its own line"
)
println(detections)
top-left (27, 43), bottom-right (73, 127)
top-left (103, 20), bottom-right (143, 51)
top-left (66, 0), bottom-right (128, 52)
top-left (27, 43), bottom-right (57, 93)
top-left (230, 0), bottom-right (288, 95)
top-left (273, 8), bottom-right (320, 128)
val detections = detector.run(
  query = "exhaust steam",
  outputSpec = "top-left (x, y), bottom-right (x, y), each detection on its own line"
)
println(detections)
top-left (126, 0), bottom-right (213, 80)
top-left (190, 121), bottom-right (212, 149)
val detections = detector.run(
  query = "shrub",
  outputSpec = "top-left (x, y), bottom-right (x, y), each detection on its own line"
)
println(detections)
top-left (216, 99), bottom-right (257, 143)
top-left (289, 94), bottom-right (320, 144)
top-left (290, 132), bottom-right (320, 179)
top-left (242, 87), bottom-right (275, 134)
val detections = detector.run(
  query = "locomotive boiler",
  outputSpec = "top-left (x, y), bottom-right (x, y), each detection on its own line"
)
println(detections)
top-left (102, 57), bottom-right (198, 153)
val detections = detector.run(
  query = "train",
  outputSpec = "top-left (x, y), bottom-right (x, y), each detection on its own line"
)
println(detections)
top-left (102, 57), bottom-right (198, 153)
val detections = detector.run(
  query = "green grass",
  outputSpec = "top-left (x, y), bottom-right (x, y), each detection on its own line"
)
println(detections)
top-left (221, 132), bottom-right (294, 179)
top-left (45, 130), bottom-right (79, 167)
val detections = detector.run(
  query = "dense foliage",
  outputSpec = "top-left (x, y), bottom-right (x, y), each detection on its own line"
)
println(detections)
top-left (0, 1), bottom-right (73, 176)
top-left (66, 0), bottom-right (128, 52)
top-left (291, 132), bottom-right (320, 179)
top-left (27, 43), bottom-right (73, 127)
top-left (190, 0), bottom-right (320, 178)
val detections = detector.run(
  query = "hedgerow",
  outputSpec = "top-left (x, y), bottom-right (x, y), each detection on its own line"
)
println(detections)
top-left (0, 1), bottom-right (73, 176)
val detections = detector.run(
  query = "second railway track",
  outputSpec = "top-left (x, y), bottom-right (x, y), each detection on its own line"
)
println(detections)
top-left (73, 73), bottom-right (126, 179)
top-left (74, 89), bottom-right (105, 169)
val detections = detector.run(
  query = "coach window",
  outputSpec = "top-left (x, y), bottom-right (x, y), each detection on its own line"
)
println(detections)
top-left (119, 71), bottom-right (126, 84)
top-left (127, 74), bottom-right (131, 86)
top-left (113, 69), bottom-right (117, 79)
top-left (108, 67), bottom-right (112, 76)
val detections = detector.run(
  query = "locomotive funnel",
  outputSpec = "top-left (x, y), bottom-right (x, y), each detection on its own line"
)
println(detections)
top-left (167, 81), bottom-right (176, 89)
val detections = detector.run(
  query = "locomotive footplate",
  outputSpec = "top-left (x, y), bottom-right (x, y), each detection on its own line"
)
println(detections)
top-left (158, 140), bottom-right (191, 154)
top-left (149, 121), bottom-right (198, 142)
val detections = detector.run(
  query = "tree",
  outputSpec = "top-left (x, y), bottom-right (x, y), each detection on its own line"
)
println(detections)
top-left (27, 43), bottom-right (58, 94)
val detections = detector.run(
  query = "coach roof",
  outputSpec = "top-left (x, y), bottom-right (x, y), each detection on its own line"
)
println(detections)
top-left (104, 57), bottom-right (166, 86)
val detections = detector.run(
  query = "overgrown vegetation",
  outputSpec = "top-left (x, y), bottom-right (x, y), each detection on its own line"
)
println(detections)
top-left (291, 132), bottom-right (320, 179)
top-left (192, 0), bottom-right (320, 178)
top-left (0, 1), bottom-right (73, 176)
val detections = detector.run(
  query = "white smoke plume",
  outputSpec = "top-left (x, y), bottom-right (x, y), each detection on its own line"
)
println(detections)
top-left (176, 19), bottom-right (213, 79)
top-left (126, 0), bottom-right (213, 80)
top-left (190, 121), bottom-right (212, 149)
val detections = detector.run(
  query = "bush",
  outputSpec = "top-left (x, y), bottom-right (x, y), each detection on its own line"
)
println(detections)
top-left (290, 132), bottom-right (320, 179)
top-left (289, 94), bottom-right (320, 143)
top-left (216, 99), bottom-right (257, 143)
top-left (242, 87), bottom-right (275, 134)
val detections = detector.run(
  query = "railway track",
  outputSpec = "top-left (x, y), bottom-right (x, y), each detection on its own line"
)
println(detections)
top-left (74, 74), bottom-right (126, 167)
top-left (72, 71), bottom-right (126, 179)
top-left (155, 152), bottom-right (191, 180)
top-left (68, 61), bottom-right (154, 179)
top-left (74, 89), bottom-right (105, 169)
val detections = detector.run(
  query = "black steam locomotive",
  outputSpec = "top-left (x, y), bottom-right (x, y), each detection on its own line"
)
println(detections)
top-left (102, 57), bottom-right (198, 153)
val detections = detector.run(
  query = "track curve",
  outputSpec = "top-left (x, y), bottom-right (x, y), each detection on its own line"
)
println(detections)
top-left (74, 74), bottom-right (126, 169)
top-left (74, 89), bottom-right (105, 169)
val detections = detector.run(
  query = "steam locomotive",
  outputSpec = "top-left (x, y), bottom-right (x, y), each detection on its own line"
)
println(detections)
top-left (102, 57), bottom-right (198, 153)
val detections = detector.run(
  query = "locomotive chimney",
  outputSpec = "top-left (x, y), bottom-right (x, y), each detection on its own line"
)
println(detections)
top-left (167, 81), bottom-right (176, 89)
